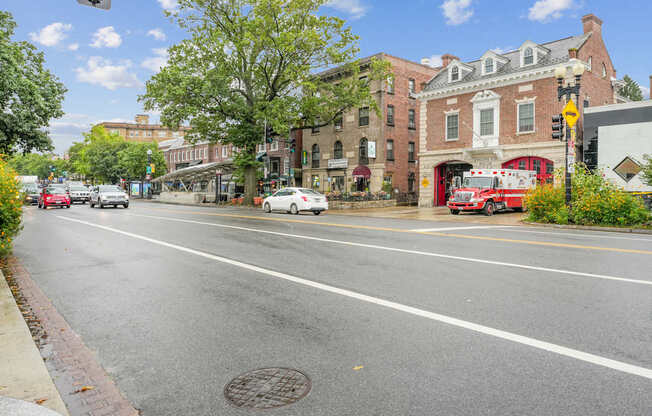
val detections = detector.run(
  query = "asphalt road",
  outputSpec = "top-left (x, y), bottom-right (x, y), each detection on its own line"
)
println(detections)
top-left (14, 201), bottom-right (652, 415)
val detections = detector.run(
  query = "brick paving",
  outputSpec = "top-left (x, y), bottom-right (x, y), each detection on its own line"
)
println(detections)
top-left (3, 257), bottom-right (139, 416)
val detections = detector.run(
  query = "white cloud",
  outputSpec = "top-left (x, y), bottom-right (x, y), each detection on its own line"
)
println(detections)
top-left (29, 22), bottom-right (72, 47)
top-left (68, 43), bottom-right (79, 51)
top-left (325, 0), bottom-right (368, 19)
top-left (141, 48), bottom-right (169, 72)
top-left (423, 54), bottom-right (443, 68)
top-left (157, 0), bottom-right (178, 11)
top-left (90, 26), bottom-right (122, 48)
top-left (441, 0), bottom-right (473, 25)
top-left (75, 57), bottom-right (141, 90)
top-left (147, 28), bottom-right (166, 41)
top-left (528, 0), bottom-right (573, 22)
top-left (641, 85), bottom-right (650, 99)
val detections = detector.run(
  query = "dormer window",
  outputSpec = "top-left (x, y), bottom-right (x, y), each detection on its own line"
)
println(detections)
top-left (451, 66), bottom-right (459, 81)
top-left (484, 58), bottom-right (494, 74)
top-left (523, 48), bottom-right (534, 65)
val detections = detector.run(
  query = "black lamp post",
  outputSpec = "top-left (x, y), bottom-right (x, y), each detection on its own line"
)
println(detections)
top-left (554, 62), bottom-right (585, 207)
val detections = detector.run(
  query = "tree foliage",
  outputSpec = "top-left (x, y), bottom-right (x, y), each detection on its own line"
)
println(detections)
top-left (117, 141), bottom-right (167, 181)
top-left (618, 75), bottom-right (643, 101)
top-left (0, 156), bottom-right (22, 258)
top-left (140, 0), bottom-right (390, 203)
top-left (0, 11), bottom-right (67, 155)
top-left (8, 153), bottom-right (68, 179)
top-left (641, 154), bottom-right (652, 186)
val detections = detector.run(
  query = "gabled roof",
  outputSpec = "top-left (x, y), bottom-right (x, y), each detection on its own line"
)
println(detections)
top-left (423, 33), bottom-right (591, 92)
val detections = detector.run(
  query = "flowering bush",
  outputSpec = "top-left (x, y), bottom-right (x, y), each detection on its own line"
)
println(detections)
top-left (0, 157), bottom-right (23, 258)
top-left (525, 164), bottom-right (650, 227)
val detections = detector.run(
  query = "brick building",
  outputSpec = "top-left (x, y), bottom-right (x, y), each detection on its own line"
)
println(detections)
top-left (256, 129), bottom-right (304, 188)
top-left (98, 114), bottom-right (190, 143)
top-left (416, 14), bottom-right (620, 207)
top-left (301, 53), bottom-right (439, 195)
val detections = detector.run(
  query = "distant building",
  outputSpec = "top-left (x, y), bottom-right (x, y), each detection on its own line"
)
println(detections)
top-left (97, 114), bottom-right (190, 143)
top-left (584, 100), bottom-right (652, 192)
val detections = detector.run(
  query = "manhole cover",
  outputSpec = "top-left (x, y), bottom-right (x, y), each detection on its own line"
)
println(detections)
top-left (224, 367), bottom-right (311, 409)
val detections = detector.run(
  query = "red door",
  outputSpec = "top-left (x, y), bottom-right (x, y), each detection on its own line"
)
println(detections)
top-left (502, 157), bottom-right (554, 183)
top-left (435, 165), bottom-right (446, 206)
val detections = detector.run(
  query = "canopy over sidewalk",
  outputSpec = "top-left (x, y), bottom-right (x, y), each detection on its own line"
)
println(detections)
top-left (152, 161), bottom-right (235, 184)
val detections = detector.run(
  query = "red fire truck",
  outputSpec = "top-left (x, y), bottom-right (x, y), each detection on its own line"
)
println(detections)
top-left (447, 169), bottom-right (537, 216)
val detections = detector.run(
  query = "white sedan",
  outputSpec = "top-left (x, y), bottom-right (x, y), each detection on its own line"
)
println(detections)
top-left (263, 188), bottom-right (328, 215)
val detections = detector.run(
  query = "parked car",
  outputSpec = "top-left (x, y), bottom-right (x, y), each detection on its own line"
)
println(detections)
top-left (90, 185), bottom-right (129, 209)
top-left (21, 183), bottom-right (40, 205)
top-left (38, 186), bottom-right (71, 209)
top-left (262, 187), bottom-right (328, 215)
top-left (68, 185), bottom-right (90, 204)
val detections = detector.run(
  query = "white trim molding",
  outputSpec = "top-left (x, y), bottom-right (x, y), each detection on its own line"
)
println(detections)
top-left (516, 98), bottom-right (536, 135)
top-left (519, 40), bottom-right (549, 68)
top-left (471, 90), bottom-right (500, 148)
top-left (444, 110), bottom-right (460, 142)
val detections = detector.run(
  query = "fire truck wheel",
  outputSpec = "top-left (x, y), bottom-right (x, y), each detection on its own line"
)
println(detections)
top-left (483, 201), bottom-right (495, 216)
top-left (450, 209), bottom-right (460, 215)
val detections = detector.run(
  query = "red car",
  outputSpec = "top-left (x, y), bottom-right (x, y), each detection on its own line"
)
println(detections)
top-left (38, 186), bottom-right (71, 209)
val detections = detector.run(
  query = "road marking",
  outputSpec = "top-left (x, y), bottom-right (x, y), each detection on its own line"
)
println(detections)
top-left (144, 207), bottom-right (652, 256)
top-left (504, 228), bottom-right (652, 242)
top-left (57, 215), bottom-right (652, 380)
top-left (121, 213), bottom-right (652, 287)
top-left (410, 225), bottom-right (514, 232)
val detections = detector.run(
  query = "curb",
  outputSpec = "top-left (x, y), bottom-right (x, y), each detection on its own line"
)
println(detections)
top-left (521, 221), bottom-right (652, 235)
top-left (0, 269), bottom-right (69, 416)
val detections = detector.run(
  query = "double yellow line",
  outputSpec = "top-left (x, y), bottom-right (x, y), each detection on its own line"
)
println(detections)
top-left (146, 207), bottom-right (652, 256)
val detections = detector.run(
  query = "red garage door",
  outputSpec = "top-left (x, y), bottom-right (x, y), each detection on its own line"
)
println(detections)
top-left (502, 157), bottom-right (554, 183)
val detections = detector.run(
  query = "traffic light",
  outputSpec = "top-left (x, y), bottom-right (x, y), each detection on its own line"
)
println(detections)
top-left (289, 138), bottom-right (296, 153)
top-left (552, 114), bottom-right (564, 140)
top-left (265, 126), bottom-right (274, 143)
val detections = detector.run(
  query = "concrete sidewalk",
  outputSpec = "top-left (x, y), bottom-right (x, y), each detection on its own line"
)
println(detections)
top-left (0, 270), bottom-right (68, 416)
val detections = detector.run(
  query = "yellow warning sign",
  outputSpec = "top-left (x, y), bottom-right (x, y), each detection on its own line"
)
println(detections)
top-left (562, 99), bottom-right (580, 128)
top-left (421, 177), bottom-right (430, 188)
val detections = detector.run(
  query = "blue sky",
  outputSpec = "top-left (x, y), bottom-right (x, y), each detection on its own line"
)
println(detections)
top-left (3, 0), bottom-right (651, 154)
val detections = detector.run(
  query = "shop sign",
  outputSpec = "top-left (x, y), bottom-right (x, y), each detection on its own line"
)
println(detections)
top-left (328, 158), bottom-right (348, 169)
top-left (301, 150), bottom-right (308, 165)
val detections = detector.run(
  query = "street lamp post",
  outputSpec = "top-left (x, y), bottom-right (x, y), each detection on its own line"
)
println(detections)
top-left (146, 149), bottom-right (153, 200)
top-left (554, 62), bottom-right (585, 207)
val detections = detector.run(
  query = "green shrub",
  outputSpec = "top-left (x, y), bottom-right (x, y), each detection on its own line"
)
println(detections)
top-left (0, 156), bottom-right (23, 258)
top-left (525, 164), bottom-right (651, 227)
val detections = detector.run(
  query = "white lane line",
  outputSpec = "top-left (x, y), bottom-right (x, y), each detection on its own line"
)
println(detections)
top-left (410, 225), bottom-right (514, 232)
top-left (57, 215), bottom-right (652, 380)
top-left (504, 228), bottom-right (652, 243)
top-left (121, 213), bottom-right (652, 287)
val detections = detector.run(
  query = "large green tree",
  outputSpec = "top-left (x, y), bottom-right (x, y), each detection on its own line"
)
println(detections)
top-left (117, 142), bottom-right (167, 181)
top-left (618, 75), bottom-right (644, 101)
top-left (8, 152), bottom-right (68, 179)
top-left (0, 11), bottom-right (67, 155)
top-left (140, 0), bottom-right (390, 204)
top-left (641, 154), bottom-right (652, 186)
top-left (74, 126), bottom-right (129, 184)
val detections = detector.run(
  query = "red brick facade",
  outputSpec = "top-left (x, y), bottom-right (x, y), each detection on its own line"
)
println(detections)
top-left (417, 14), bottom-right (618, 207)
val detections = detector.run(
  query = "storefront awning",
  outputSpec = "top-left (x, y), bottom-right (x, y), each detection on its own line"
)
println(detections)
top-left (352, 165), bottom-right (371, 179)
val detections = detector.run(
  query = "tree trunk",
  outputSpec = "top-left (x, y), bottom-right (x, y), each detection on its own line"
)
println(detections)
top-left (243, 165), bottom-right (256, 206)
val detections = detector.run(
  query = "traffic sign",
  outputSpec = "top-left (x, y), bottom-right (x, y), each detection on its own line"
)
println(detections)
top-left (562, 99), bottom-right (579, 128)
top-left (150, 163), bottom-right (155, 174)
top-left (421, 177), bottom-right (430, 188)
top-left (146, 166), bottom-right (152, 174)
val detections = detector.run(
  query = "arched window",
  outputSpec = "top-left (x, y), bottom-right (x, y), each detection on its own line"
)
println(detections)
top-left (485, 58), bottom-right (494, 74)
top-left (602, 63), bottom-right (607, 78)
top-left (524, 47), bottom-right (534, 65)
top-left (311, 144), bottom-right (320, 168)
top-left (359, 138), bottom-right (368, 165)
top-left (587, 56), bottom-right (592, 71)
top-left (451, 66), bottom-right (459, 81)
top-left (333, 141), bottom-right (343, 159)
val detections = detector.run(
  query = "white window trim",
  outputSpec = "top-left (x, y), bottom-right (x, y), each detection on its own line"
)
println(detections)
top-left (471, 90), bottom-right (500, 147)
top-left (482, 58), bottom-right (495, 76)
top-left (270, 140), bottom-right (279, 151)
top-left (516, 98), bottom-right (536, 135)
top-left (444, 109), bottom-right (460, 142)
top-left (522, 48), bottom-right (535, 67)
top-left (258, 143), bottom-right (265, 152)
top-left (222, 146), bottom-right (229, 158)
top-left (449, 66), bottom-right (460, 83)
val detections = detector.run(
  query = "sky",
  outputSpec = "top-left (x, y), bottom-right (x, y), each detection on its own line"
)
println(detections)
top-left (3, 0), bottom-right (651, 154)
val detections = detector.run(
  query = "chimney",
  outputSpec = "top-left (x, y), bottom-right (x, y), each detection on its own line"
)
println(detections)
top-left (441, 54), bottom-right (459, 68)
top-left (135, 114), bottom-right (149, 125)
top-left (568, 48), bottom-right (578, 59)
top-left (582, 14), bottom-right (603, 36)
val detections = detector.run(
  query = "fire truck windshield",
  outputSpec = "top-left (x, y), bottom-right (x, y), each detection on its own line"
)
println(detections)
top-left (462, 177), bottom-right (494, 189)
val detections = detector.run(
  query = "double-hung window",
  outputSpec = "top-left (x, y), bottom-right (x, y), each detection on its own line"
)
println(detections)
top-left (480, 109), bottom-right (494, 136)
top-left (359, 107), bottom-right (369, 127)
top-left (446, 114), bottom-right (459, 141)
top-left (386, 139), bottom-right (394, 161)
top-left (408, 109), bottom-right (416, 130)
top-left (518, 103), bottom-right (535, 133)
top-left (387, 105), bottom-right (395, 126)
top-left (408, 142), bottom-right (415, 162)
